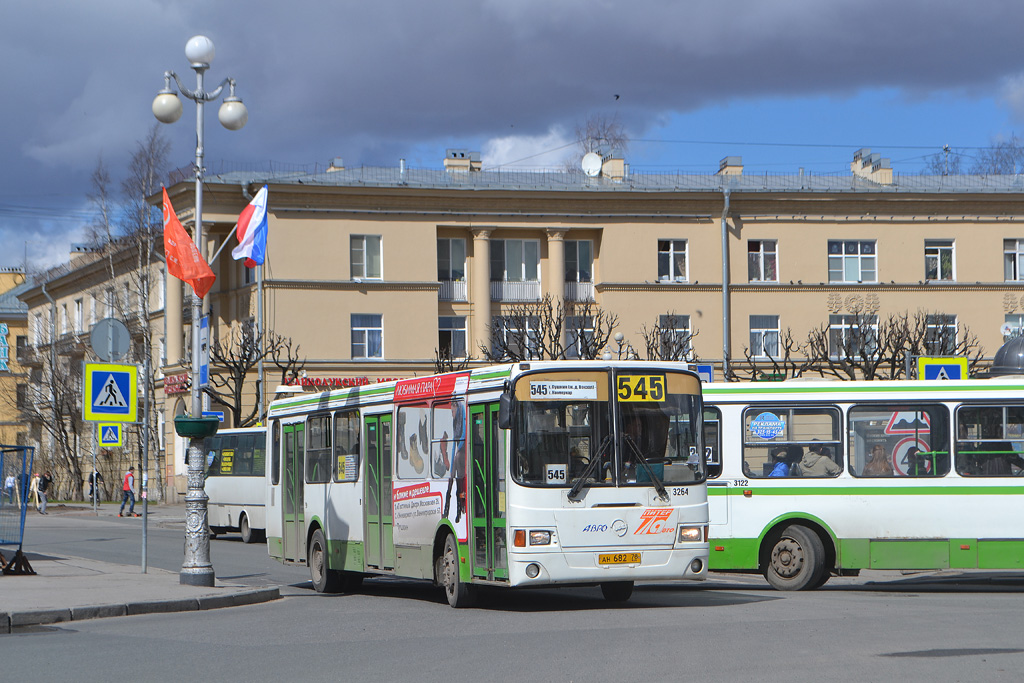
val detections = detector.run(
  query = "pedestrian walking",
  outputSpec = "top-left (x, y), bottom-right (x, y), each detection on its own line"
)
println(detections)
top-left (119, 466), bottom-right (138, 517)
top-left (88, 469), bottom-right (104, 502)
top-left (37, 471), bottom-right (52, 514)
top-left (3, 474), bottom-right (14, 504)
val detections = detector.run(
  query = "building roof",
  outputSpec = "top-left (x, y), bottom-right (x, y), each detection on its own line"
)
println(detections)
top-left (194, 165), bottom-right (1024, 196)
top-left (0, 282), bottom-right (30, 318)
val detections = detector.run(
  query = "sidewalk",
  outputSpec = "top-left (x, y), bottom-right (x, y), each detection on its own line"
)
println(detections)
top-left (0, 502), bottom-right (280, 633)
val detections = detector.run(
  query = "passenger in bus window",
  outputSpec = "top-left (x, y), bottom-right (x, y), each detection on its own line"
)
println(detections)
top-left (905, 447), bottom-right (933, 476)
top-left (768, 446), bottom-right (801, 477)
top-left (863, 444), bottom-right (894, 477)
top-left (801, 442), bottom-right (840, 477)
top-left (975, 442), bottom-right (1024, 476)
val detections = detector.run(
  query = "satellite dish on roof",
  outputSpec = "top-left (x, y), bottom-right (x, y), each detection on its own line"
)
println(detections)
top-left (581, 152), bottom-right (602, 177)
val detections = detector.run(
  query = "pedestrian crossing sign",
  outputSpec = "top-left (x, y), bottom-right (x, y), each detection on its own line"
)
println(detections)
top-left (99, 423), bottom-right (123, 447)
top-left (83, 362), bottom-right (137, 423)
top-left (917, 356), bottom-right (968, 381)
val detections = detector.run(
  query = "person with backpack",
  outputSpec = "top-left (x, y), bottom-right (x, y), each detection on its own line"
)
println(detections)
top-left (119, 466), bottom-right (139, 517)
top-left (37, 471), bottom-right (52, 514)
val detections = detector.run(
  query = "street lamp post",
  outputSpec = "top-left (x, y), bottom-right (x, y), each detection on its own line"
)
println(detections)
top-left (153, 35), bottom-right (248, 587)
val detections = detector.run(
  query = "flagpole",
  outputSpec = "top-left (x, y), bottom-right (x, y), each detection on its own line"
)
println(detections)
top-left (208, 224), bottom-right (238, 263)
top-left (257, 263), bottom-right (264, 423)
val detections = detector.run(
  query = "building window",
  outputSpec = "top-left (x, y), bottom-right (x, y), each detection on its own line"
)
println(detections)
top-left (438, 316), bottom-right (467, 359)
top-left (658, 239), bottom-right (688, 282)
top-left (491, 315), bottom-right (541, 360)
top-left (1005, 239), bottom-right (1024, 281)
top-left (33, 313), bottom-right (43, 345)
top-left (351, 314), bottom-right (382, 359)
top-left (925, 240), bottom-right (954, 281)
top-left (350, 235), bottom-right (382, 280)
top-left (437, 238), bottom-right (466, 282)
top-left (566, 315), bottom-right (595, 359)
top-left (749, 315), bottom-right (780, 358)
top-left (659, 314), bottom-right (692, 360)
top-left (158, 268), bottom-right (166, 309)
top-left (243, 262), bottom-right (254, 286)
top-left (748, 240), bottom-right (778, 282)
top-left (565, 240), bottom-right (593, 283)
top-left (829, 314), bottom-right (879, 357)
top-left (925, 314), bottom-right (958, 355)
top-left (828, 240), bottom-right (876, 283)
top-left (105, 288), bottom-right (115, 318)
top-left (15, 384), bottom-right (27, 410)
top-left (74, 299), bottom-right (83, 333)
top-left (490, 239), bottom-right (539, 282)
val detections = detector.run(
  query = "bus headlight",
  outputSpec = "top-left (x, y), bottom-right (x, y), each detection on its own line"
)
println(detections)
top-left (677, 525), bottom-right (703, 543)
top-left (529, 530), bottom-right (552, 546)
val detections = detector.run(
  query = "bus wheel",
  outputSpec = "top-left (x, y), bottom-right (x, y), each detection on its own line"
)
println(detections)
top-left (439, 534), bottom-right (474, 608)
top-left (600, 581), bottom-right (634, 603)
top-left (309, 529), bottom-right (342, 593)
top-left (764, 524), bottom-right (825, 591)
top-left (239, 514), bottom-right (254, 544)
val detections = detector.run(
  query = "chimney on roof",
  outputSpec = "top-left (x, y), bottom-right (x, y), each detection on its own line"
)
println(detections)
top-left (717, 156), bottom-right (743, 176)
top-left (327, 157), bottom-right (345, 172)
top-left (444, 149), bottom-right (481, 172)
top-left (600, 148), bottom-right (626, 181)
top-left (850, 148), bottom-right (893, 185)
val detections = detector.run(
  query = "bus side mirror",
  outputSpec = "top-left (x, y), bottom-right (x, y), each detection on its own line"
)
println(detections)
top-left (498, 393), bottom-right (512, 430)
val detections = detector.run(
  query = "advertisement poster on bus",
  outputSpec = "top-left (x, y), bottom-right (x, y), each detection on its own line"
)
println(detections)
top-left (392, 373), bottom-right (470, 544)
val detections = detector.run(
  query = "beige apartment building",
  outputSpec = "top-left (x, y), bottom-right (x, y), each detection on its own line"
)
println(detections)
top-left (20, 148), bottom-right (1024, 497)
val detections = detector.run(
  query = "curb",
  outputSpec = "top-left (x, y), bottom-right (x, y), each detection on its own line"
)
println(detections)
top-left (0, 587), bottom-right (280, 633)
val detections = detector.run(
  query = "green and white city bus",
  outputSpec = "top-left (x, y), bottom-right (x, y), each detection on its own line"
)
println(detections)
top-left (265, 361), bottom-right (710, 607)
top-left (702, 378), bottom-right (1024, 590)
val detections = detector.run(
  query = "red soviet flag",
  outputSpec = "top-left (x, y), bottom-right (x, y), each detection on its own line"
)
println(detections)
top-left (162, 188), bottom-right (215, 299)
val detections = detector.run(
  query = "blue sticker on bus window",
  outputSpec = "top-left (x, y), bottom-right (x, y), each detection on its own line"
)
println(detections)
top-left (750, 412), bottom-right (786, 439)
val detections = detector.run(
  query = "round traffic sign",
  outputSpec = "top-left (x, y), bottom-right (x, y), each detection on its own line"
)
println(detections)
top-left (90, 318), bottom-right (131, 361)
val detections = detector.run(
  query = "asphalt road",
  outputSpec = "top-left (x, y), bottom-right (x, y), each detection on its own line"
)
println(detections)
top-left (6, 509), bottom-right (1024, 682)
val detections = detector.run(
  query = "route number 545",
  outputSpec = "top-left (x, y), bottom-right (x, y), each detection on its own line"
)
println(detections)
top-left (617, 374), bottom-right (666, 402)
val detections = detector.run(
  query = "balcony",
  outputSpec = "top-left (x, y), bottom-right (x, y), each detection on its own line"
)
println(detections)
top-left (491, 280), bottom-right (541, 302)
top-left (438, 279), bottom-right (468, 302)
top-left (564, 281), bottom-right (595, 302)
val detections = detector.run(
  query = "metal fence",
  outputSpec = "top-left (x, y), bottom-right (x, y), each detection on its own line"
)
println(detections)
top-left (0, 445), bottom-right (35, 549)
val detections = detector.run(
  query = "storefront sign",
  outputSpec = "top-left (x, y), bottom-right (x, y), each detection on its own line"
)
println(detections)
top-left (164, 373), bottom-right (189, 395)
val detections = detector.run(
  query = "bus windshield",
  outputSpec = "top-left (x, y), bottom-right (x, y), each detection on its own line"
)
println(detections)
top-left (511, 369), bottom-right (705, 488)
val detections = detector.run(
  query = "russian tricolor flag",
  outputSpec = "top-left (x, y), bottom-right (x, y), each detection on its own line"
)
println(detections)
top-left (232, 185), bottom-right (268, 268)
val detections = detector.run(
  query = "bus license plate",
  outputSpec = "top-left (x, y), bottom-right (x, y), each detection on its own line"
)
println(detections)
top-left (598, 552), bottom-right (641, 565)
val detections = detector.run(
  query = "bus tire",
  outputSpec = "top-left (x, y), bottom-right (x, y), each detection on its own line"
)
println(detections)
top-left (239, 514), bottom-right (254, 544)
top-left (439, 533), bottom-right (474, 608)
top-left (600, 581), bottom-right (634, 603)
top-left (763, 524), bottom-right (825, 591)
top-left (309, 529), bottom-right (342, 593)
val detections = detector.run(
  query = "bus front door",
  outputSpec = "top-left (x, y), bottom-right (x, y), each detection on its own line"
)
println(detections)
top-left (364, 414), bottom-right (395, 570)
top-left (470, 404), bottom-right (508, 581)
top-left (282, 422), bottom-right (305, 563)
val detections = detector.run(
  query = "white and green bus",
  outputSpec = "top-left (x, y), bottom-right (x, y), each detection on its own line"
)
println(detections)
top-left (702, 378), bottom-right (1024, 590)
top-left (265, 361), bottom-right (710, 607)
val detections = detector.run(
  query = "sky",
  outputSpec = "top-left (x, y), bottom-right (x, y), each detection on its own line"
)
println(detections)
top-left (5, 0), bottom-right (1024, 269)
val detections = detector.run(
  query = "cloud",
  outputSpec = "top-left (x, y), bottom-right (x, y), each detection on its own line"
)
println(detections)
top-left (482, 127), bottom-right (574, 169)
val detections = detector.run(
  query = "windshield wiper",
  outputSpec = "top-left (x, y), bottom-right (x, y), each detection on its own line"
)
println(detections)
top-left (624, 436), bottom-right (670, 502)
top-left (567, 435), bottom-right (612, 502)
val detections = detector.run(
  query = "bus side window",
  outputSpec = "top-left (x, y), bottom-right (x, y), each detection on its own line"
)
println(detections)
top-left (850, 405), bottom-right (949, 477)
top-left (206, 436), bottom-right (223, 477)
top-left (271, 421), bottom-right (281, 485)
top-left (306, 414), bottom-right (332, 484)
top-left (334, 410), bottom-right (360, 482)
top-left (703, 408), bottom-right (722, 479)
top-left (236, 435), bottom-right (254, 476)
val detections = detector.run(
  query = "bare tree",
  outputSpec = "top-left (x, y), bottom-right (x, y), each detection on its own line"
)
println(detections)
top-left (482, 295), bottom-right (618, 362)
top-left (564, 114), bottom-right (629, 172)
top-left (206, 324), bottom-right (306, 427)
top-left (971, 135), bottom-right (1024, 175)
top-left (727, 328), bottom-right (819, 381)
top-left (433, 347), bottom-right (470, 374)
top-left (640, 313), bottom-right (699, 362)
